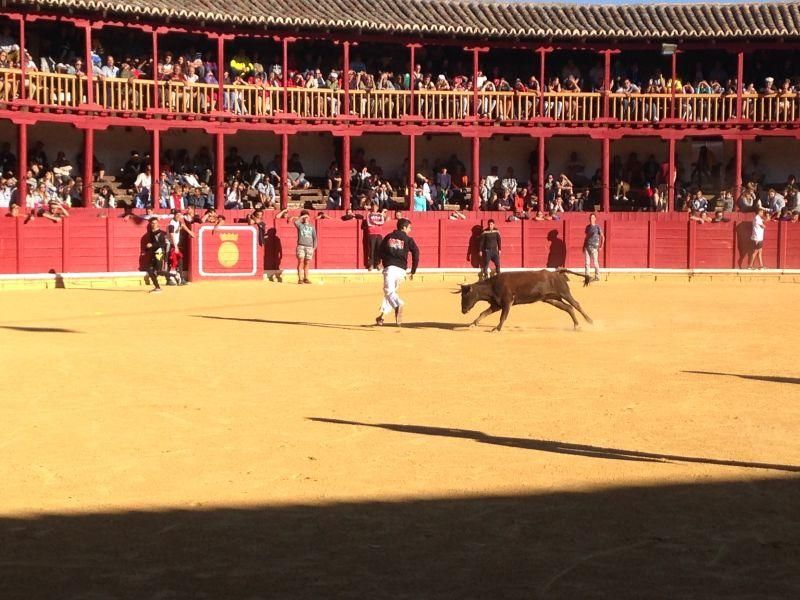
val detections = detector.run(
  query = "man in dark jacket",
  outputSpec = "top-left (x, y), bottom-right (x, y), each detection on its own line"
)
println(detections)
top-left (479, 219), bottom-right (501, 279)
top-left (144, 217), bottom-right (168, 293)
top-left (375, 218), bottom-right (419, 327)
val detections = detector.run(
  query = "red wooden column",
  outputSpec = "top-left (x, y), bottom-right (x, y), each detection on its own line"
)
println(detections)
top-left (17, 122), bottom-right (27, 209)
top-left (151, 29), bottom-right (160, 110)
top-left (736, 50), bottom-right (744, 119)
top-left (670, 51), bottom-right (677, 120)
top-left (281, 38), bottom-right (294, 115)
top-left (216, 35), bottom-right (226, 113)
top-left (601, 49), bottom-right (612, 118)
top-left (601, 136), bottom-right (610, 212)
top-left (471, 135), bottom-right (480, 210)
top-left (280, 133), bottom-right (289, 210)
top-left (342, 134), bottom-right (351, 209)
top-left (83, 127), bottom-right (94, 207)
top-left (342, 41), bottom-right (350, 117)
top-left (82, 22), bottom-right (96, 107)
top-left (734, 136), bottom-right (743, 201)
top-left (465, 47), bottom-right (487, 119)
top-left (408, 134), bottom-right (416, 208)
top-left (17, 16), bottom-right (27, 103)
top-left (407, 43), bottom-right (420, 116)
top-left (537, 135), bottom-right (545, 212)
top-left (152, 128), bottom-right (161, 208)
top-left (536, 47), bottom-right (549, 118)
top-left (215, 131), bottom-right (224, 210)
top-left (667, 137), bottom-right (676, 211)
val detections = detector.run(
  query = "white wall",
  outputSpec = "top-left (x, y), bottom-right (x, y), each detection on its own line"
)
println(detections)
top-left (354, 134), bottom-right (408, 182)
top-left (29, 122), bottom-right (83, 166)
top-left (744, 137), bottom-right (800, 184)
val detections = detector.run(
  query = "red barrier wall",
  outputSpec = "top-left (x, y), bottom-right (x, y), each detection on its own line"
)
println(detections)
top-left (1, 211), bottom-right (799, 277)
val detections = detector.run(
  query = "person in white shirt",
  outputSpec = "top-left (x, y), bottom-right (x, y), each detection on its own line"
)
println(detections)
top-left (134, 165), bottom-right (152, 208)
top-left (257, 180), bottom-right (276, 207)
top-left (166, 209), bottom-right (195, 285)
top-left (100, 56), bottom-right (119, 79)
top-left (749, 208), bottom-right (766, 270)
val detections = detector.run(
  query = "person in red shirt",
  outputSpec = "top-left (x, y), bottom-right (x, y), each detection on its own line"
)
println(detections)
top-left (365, 202), bottom-right (386, 271)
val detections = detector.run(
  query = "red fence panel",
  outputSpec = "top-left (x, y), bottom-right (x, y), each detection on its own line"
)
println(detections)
top-left (412, 221), bottom-right (441, 268)
top-left (19, 219), bottom-right (63, 274)
top-left (0, 218), bottom-right (17, 274)
top-left (496, 220), bottom-right (523, 268)
top-left (439, 220), bottom-right (482, 269)
top-left (695, 222), bottom-right (735, 269)
top-left (266, 219), bottom-right (300, 271)
top-left (609, 221), bottom-right (649, 269)
top-left (522, 221), bottom-right (563, 268)
top-left (109, 216), bottom-right (149, 271)
top-left (653, 221), bottom-right (689, 269)
top-left (317, 219), bottom-right (359, 269)
top-left (65, 217), bottom-right (108, 272)
top-left (785, 223), bottom-right (800, 269)
top-left (565, 219), bottom-right (587, 269)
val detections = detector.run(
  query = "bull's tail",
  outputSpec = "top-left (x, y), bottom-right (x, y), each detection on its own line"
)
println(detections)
top-left (557, 268), bottom-right (592, 287)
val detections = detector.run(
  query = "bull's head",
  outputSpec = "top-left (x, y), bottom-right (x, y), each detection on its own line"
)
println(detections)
top-left (458, 283), bottom-right (479, 314)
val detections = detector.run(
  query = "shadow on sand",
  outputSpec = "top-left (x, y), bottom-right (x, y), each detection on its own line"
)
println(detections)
top-left (684, 370), bottom-right (800, 386)
top-left (193, 315), bottom-right (467, 331)
top-left (2, 477), bottom-right (799, 599)
top-left (309, 417), bottom-right (800, 472)
top-left (0, 326), bottom-right (80, 333)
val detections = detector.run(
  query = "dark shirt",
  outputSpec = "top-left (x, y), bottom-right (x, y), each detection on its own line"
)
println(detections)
top-left (146, 229), bottom-right (167, 261)
top-left (380, 230), bottom-right (420, 274)
top-left (584, 224), bottom-right (602, 249)
top-left (480, 229), bottom-right (501, 252)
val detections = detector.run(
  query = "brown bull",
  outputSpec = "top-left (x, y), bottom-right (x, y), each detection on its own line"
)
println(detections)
top-left (458, 269), bottom-right (593, 332)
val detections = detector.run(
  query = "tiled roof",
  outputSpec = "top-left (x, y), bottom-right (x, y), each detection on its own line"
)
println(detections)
top-left (10, 0), bottom-right (800, 40)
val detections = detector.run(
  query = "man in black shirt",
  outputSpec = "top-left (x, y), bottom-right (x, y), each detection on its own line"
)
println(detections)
top-left (144, 218), bottom-right (168, 293)
top-left (375, 218), bottom-right (420, 327)
top-left (479, 219), bottom-right (501, 279)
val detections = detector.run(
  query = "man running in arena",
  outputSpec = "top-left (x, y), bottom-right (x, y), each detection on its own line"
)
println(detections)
top-left (479, 218), bottom-right (501, 279)
top-left (144, 217), bottom-right (168, 293)
top-left (375, 218), bottom-right (419, 327)
top-left (167, 209), bottom-right (195, 285)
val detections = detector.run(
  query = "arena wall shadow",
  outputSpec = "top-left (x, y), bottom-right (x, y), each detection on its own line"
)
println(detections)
top-left (2, 477), bottom-right (799, 599)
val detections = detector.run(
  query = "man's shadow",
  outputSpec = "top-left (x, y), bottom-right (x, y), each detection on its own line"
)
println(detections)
top-left (546, 229), bottom-right (566, 268)
top-left (309, 417), bottom-right (800, 472)
top-left (735, 221), bottom-right (755, 268)
top-left (467, 225), bottom-right (483, 268)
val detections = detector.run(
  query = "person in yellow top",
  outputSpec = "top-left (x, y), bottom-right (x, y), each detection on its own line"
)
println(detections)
top-left (229, 50), bottom-right (253, 76)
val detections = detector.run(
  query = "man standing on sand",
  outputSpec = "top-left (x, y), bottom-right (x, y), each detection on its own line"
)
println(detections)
top-left (375, 218), bottom-right (419, 327)
top-left (479, 219), bottom-right (501, 280)
top-left (749, 207), bottom-right (766, 270)
top-left (144, 217), bottom-right (168, 293)
top-left (292, 209), bottom-right (317, 284)
top-left (583, 212), bottom-right (604, 282)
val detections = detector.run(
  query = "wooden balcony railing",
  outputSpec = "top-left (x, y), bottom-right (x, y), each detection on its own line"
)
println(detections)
top-left (349, 89), bottom-right (410, 120)
top-left (3, 69), bottom-right (800, 127)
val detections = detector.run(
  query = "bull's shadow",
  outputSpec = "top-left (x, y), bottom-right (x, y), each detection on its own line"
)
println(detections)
top-left (684, 370), bottom-right (800, 385)
top-left (193, 315), bottom-right (465, 331)
top-left (308, 417), bottom-right (800, 472)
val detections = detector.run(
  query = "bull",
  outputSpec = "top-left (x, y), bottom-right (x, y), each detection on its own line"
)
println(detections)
top-left (457, 269), bottom-right (594, 332)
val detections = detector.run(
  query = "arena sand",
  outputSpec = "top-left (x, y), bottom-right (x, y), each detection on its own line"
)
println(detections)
top-left (0, 277), bottom-right (798, 598)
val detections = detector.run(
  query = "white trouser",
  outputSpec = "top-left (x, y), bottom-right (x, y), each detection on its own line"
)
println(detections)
top-left (584, 247), bottom-right (600, 276)
top-left (380, 265), bottom-right (406, 313)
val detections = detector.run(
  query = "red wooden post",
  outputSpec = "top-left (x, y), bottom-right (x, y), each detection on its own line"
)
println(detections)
top-left (83, 22), bottom-right (95, 106)
top-left (667, 137), bottom-right (676, 212)
top-left (17, 122), bottom-right (27, 209)
top-left (83, 127), bottom-right (94, 207)
top-left (471, 47), bottom-right (480, 119)
top-left (214, 131), bottom-right (224, 210)
top-left (647, 220), bottom-right (656, 268)
top-left (602, 49), bottom-right (611, 118)
top-left (537, 135), bottom-right (545, 212)
top-left (537, 48), bottom-right (546, 118)
top-left (408, 44), bottom-right (418, 116)
top-left (687, 219), bottom-right (696, 270)
top-left (408, 134), bottom-right (416, 208)
top-left (602, 136), bottom-right (610, 212)
top-left (217, 35), bottom-right (225, 113)
top-left (604, 219), bottom-right (612, 268)
top-left (151, 29), bottom-right (160, 110)
top-left (152, 128), bottom-right (161, 208)
top-left (282, 38), bottom-right (290, 115)
top-left (670, 51), bottom-right (677, 120)
top-left (471, 135), bottom-right (480, 211)
top-left (342, 134), bottom-right (351, 209)
top-left (342, 41), bottom-right (350, 116)
top-left (734, 136), bottom-right (743, 202)
top-left (736, 50), bottom-right (744, 119)
top-left (280, 133), bottom-right (289, 210)
top-left (18, 17), bottom-right (27, 102)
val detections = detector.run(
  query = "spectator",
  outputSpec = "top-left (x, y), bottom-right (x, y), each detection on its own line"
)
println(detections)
top-left (583, 212), bottom-right (604, 282)
top-left (749, 208), bottom-right (766, 269)
top-left (365, 202), bottom-right (386, 271)
top-left (134, 164), bottom-right (152, 208)
top-left (767, 188), bottom-right (786, 217)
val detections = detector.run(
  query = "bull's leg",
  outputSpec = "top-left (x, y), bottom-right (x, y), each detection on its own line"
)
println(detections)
top-left (471, 303), bottom-right (500, 328)
top-left (562, 293), bottom-right (593, 324)
top-left (491, 302), bottom-right (512, 332)
top-left (543, 299), bottom-right (580, 329)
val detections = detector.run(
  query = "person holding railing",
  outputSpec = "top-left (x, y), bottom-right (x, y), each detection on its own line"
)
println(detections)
top-left (545, 76), bottom-right (563, 119)
top-left (614, 78), bottom-right (640, 121)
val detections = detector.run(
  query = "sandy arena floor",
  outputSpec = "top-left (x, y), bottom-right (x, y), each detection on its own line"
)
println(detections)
top-left (0, 276), bottom-right (799, 599)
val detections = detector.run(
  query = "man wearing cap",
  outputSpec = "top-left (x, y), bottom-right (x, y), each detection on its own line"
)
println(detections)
top-left (375, 218), bottom-right (419, 327)
top-left (280, 209), bottom-right (317, 284)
